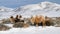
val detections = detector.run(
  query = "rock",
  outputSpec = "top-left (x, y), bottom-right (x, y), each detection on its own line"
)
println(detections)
top-left (45, 17), bottom-right (60, 27)
top-left (54, 17), bottom-right (60, 27)
top-left (0, 18), bottom-right (11, 24)
top-left (0, 24), bottom-right (11, 31)
top-left (0, 20), bottom-right (4, 23)
top-left (23, 18), bottom-right (32, 25)
top-left (13, 22), bottom-right (30, 28)
top-left (23, 23), bottom-right (29, 28)
top-left (45, 17), bottom-right (55, 26)
top-left (13, 22), bottom-right (24, 28)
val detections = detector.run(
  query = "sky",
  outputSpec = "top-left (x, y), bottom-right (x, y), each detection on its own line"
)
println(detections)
top-left (0, 0), bottom-right (60, 8)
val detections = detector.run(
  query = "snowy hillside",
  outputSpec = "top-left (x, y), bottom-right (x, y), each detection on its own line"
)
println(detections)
top-left (0, 1), bottom-right (60, 19)
top-left (0, 1), bottom-right (60, 34)
top-left (0, 26), bottom-right (60, 34)
top-left (0, 6), bottom-right (15, 20)
top-left (0, 6), bottom-right (13, 12)
top-left (14, 1), bottom-right (60, 17)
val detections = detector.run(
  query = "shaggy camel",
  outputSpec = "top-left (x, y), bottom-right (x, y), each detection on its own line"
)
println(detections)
top-left (15, 15), bottom-right (20, 22)
top-left (30, 15), bottom-right (46, 27)
top-left (10, 15), bottom-right (24, 23)
top-left (9, 15), bottom-right (20, 23)
top-left (9, 16), bottom-right (15, 23)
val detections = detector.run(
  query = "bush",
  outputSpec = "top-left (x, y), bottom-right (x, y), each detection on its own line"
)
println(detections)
top-left (0, 24), bottom-right (11, 31)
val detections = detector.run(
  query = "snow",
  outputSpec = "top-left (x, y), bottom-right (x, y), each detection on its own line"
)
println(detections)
top-left (0, 1), bottom-right (60, 19)
top-left (0, 25), bottom-right (60, 34)
top-left (0, 1), bottom-right (60, 34)
top-left (13, 1), bottom-right (60, 17)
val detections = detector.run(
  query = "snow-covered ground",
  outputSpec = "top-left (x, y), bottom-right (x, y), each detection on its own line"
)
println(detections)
top-left (0, 1), bottom-right (60, 34)
top-left (0, 24), bottom-right (60, 34)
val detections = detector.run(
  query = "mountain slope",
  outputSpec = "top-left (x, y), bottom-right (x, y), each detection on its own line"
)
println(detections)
top-left (0, 6), bottom-right (13, 12)
top-left (0, 1), bottom-right (60, 19)
top-left (14, 1), bottom-right (60, 17)
top-left (0, 6), bottom-right (15, 20)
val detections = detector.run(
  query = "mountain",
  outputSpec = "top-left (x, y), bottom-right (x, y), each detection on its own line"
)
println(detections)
top-left (14, 1), bottom-right (60, 12)
top-left (14, 1), bottom-right (60, 17)
top-left (0, 6), bottom-right (15, 19)
top-left (0, 1), bottom-right (60, 19)
top-left (15, 1), bottom-right (60, 11)
top-left (0, 6), bottom-right (13, 12)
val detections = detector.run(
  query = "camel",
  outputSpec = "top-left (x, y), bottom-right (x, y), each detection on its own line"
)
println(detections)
top-left (15, 15), bottom-right (20, 22)
top-left (10, 15), bottom-right (24, 23)
top-left (30, 15), bottom-right (46, 27)
top-left (18, 15), bottom-right (24, 22)
top-left (18, 15), bottom-right (22, 19)
top-left (30, 16), bottom-right (35, 25)
top-left (9, 16), bottom-right (15, 23)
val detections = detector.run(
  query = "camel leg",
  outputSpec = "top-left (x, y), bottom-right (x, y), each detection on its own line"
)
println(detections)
top-left (42, 21), bottom-right (46, 27)
top-left (32, 22), bottom-right (34, 25)
top-left (36, 23), bottom-right (38, 27)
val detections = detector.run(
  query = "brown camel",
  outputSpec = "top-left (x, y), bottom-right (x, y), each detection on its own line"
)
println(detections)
top-left (15, 15), bottom-right (20, 22)
top-left (30, 15), bottom-right (46, 27)
top-left (9, 16), bottom-right (15, 23)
